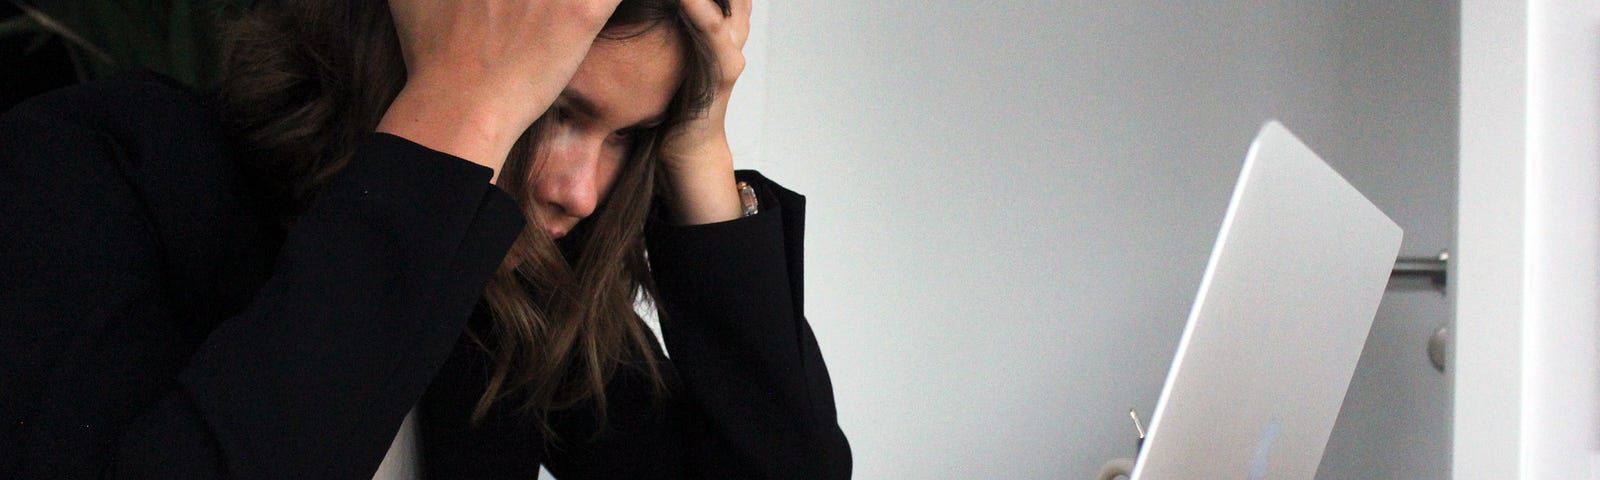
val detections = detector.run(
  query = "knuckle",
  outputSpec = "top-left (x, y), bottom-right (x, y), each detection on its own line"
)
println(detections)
top-left (565, 1), bottom-right (612, 25)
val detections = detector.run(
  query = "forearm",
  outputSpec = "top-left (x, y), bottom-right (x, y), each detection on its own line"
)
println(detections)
top-left (376, 84), bottom-right (536, 181)
top-left (173, 134), bottom-right (525, 478)
top-left (645, 174), bottom-right (852, 478)
top-left (378, 0), bottom-right (625, 182)
top-left (661, 136), bottom-right (743, 225)
top-left (2, 127), bottom-right (525, 478)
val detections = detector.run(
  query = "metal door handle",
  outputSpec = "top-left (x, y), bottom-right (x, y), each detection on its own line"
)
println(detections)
top-left (1392, 250), bottom-right (1449, 286)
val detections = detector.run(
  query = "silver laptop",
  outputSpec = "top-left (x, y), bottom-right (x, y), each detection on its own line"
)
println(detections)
top-left (1129, 121), bottom-right (1402, 479)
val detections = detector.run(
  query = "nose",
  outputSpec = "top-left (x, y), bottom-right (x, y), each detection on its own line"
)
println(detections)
top-left (539, 134), bottom-right (604, 220)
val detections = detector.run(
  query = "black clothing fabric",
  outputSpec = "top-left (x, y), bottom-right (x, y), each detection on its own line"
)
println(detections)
top-left (0, 71), bottom-right (850, 479)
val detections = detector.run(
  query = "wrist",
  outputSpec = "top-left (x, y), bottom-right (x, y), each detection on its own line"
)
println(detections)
top-left (375, 83), bottom-right (535, 180)
top-left (662, 143), bottom-right (741, 225)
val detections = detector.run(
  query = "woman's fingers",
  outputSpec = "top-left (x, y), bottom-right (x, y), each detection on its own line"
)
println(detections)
top-left (680, 0), bottom-right (750, 47)
top-left (679, 0), bottom-right (750, 87)
top-left (678, 0), bottom-right (725, 34)
top-left (731, 0), bottom-right (752, 47)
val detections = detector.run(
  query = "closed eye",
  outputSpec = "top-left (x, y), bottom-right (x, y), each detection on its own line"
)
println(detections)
top-left (608, 125), bottom-right (658, 146)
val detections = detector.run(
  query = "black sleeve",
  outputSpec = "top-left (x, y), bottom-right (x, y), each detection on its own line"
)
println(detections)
top-left (415, 320), bottom-right (544, 480)
top-left (0, 98), bottom-right (524, 480)
top-left (542, 171), bottom-right (852, 479)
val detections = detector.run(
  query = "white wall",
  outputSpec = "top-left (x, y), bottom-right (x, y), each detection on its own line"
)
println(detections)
top-left (1456, 1), bottom-right (1600, 478)
top-left (754, 2), bottom-right (1456, 478)
top-left (1523, 1), bottom-right (1600, 477)
top-left (1454, 2), bottom-right (1526, 477)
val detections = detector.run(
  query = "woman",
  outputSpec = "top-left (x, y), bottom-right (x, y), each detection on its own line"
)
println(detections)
top-left (0, 0), bottom-right (849, 478)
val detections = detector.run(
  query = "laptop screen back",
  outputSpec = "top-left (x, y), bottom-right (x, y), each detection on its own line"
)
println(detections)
top-left (1130, 121), bottom-right (1402, 479)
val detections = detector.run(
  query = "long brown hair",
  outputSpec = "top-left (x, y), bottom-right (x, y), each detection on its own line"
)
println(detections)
top-left (217, 0), bottom-right (727, 436)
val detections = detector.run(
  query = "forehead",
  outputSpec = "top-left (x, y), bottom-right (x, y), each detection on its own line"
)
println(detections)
top-left (565, 27), bottom-right (685, 126)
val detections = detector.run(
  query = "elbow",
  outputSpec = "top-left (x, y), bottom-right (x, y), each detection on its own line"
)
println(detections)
top-left (810, 425), bottom-right (853, 480)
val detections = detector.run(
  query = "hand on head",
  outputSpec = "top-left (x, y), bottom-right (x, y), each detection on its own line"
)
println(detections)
top-left (376, 0), bottom-right (626, 178)
top-left (658, 0), bottom-right (752, 224)
top-left (373, 0), bottom-right (753, 227)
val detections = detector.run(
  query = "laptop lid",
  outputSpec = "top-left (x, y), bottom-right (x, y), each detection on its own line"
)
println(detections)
top-left (1130, 121), bottom-right (1402, 479)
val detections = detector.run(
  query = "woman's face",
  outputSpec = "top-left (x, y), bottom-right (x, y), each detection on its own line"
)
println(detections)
top-left (525, 27), bottom-right (685, 240)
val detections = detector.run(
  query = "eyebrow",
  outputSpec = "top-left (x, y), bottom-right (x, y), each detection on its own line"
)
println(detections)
top-left (557, 89), bottom-right (669, 133)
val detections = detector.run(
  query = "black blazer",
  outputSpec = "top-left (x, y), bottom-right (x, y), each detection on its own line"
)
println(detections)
top-left (1, 72), bottom-right (849, 479)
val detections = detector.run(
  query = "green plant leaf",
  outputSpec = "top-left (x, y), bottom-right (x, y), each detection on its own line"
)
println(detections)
top-left (7, 0), bottom-right (248, 85)
top-left (0, 14), bottom-right (42, 38)
top-left (7, 1), bottom-right (113, 67)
